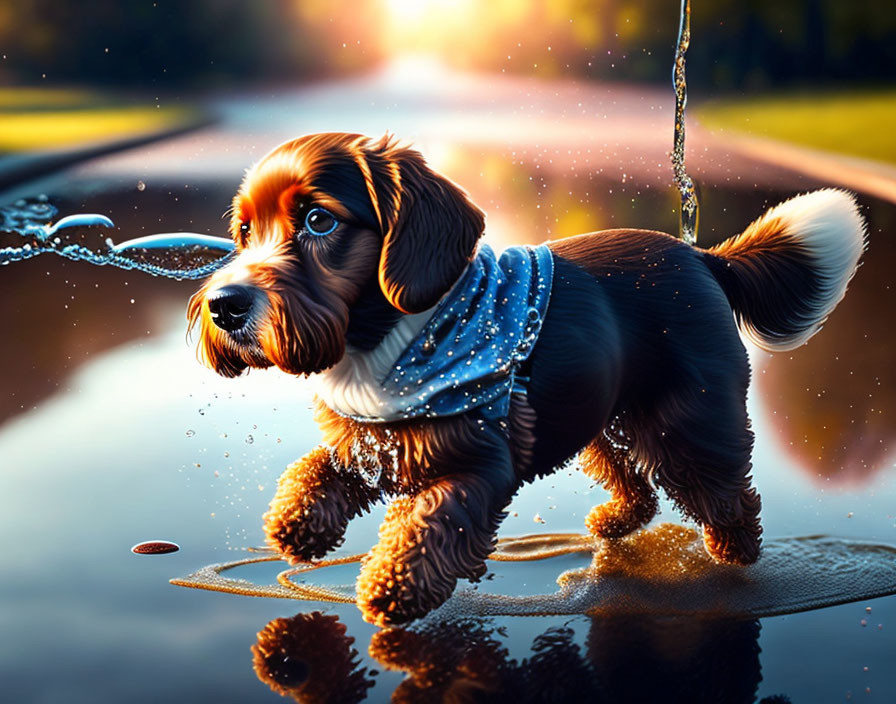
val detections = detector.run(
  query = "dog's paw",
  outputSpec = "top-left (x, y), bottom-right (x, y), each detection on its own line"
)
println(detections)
top-left (263, 468), bottom-right (353, 563)
top-left (263, 498), bottom-right (349, 563)
top-left (356, 585), bottom-right (425, 628)
top-left (585, 495), bottom-right (658, 539)
top-left (356, 568), bottom-right (455, 627)
top-left (355, 497), bottom-right (462, 627)
top-left (356, 553), bottom-right (442, 627)
top-left (702, 524), bottom-right (761, 566)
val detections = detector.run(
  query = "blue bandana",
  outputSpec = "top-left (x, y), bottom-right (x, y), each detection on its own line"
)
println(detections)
top-left (355, 243), bottom-right (554, 422)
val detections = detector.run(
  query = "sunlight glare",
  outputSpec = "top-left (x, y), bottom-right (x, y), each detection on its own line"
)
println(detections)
top-left (385, 0), bottom-right (430, 24)
top-left (385, 0), bottom-right (475, 31)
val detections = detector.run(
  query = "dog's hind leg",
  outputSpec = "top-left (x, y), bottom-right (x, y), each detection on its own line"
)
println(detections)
top-left (652, 385), bottom-right (763, 566)
top-left (582, 430), bottom-right (659, 539)
top-left (263, 445), bottom-right (379, 563)
top-left (661, 451), bottom-right (762, 566)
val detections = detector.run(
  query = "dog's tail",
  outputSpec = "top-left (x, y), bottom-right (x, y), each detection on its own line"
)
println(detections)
top-left (702, 189), bottom-right (866, 352)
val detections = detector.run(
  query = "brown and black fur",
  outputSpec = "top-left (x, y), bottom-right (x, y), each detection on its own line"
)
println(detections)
top-left (251, 609), bottom-right (771, 703)
top-left (189, 132), bottom-right (864, 626)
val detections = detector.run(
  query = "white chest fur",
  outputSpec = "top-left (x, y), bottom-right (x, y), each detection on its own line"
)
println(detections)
top-left (311, 309), bottom-right (434, 420)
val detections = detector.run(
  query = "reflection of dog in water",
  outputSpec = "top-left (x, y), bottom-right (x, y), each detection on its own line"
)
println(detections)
top-left (252, 612), bottom-right (374, 703)
top-left (251, 609), bottom-right (792, 703)
top-left (189, 132), bottom-right (866, 625)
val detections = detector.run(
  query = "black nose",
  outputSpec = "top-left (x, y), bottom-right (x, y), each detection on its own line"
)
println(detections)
top-left (207, 284), bottom-right (255, 332)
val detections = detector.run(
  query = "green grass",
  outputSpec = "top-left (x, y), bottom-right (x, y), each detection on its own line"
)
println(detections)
top-left (0, 87), bottom-right (200, 153)
top-left (698, 89), bottom-right (896, 165)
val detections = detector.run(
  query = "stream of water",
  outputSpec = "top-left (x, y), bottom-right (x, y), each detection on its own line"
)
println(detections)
top-left (672, 0), bottom-right (700, 244)
top-left (0, 197), bottom-right (233, 280)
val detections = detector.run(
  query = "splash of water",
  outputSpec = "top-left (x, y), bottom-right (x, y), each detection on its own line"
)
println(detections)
top-left (0, 197), bottom-right (234, 280)
top-left (170, 523), bottom-right (896, 619)
top-left (672, 0), bottom-right (699, 245)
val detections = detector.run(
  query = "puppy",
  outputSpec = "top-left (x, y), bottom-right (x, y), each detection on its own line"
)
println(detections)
top-left (188, 132), bottom-right (866, 626)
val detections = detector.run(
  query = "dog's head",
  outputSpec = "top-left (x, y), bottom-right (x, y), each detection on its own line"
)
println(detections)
top-left (188, 133), bottom-right (485, 377)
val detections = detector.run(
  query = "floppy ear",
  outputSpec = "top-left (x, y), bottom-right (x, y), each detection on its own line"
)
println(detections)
top-left (360, 138), bottom-right (485, 314)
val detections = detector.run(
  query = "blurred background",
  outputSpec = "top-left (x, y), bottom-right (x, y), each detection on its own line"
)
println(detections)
top-left (1, 0), bottom-right (894, 160)
top-left (2, 0), bottom-right (894, 87)
top-left (0, 1), bottom-right (894, 702)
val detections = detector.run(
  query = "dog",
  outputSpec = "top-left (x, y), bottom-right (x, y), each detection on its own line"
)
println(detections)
top-left (188, 132), bottom-right (866, 626)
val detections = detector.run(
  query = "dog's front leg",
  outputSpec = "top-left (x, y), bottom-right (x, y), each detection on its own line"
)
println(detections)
top-left (264, 445), bottom-right (378, 563)
top-left (356, 427), bottom-right (515, 626)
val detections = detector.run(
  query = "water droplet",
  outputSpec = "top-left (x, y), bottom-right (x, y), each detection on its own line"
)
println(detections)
top-left (185, 429), bottom-right (195, 438)
top-left (245, 434), bottom-right (254, 445)
top-left (136, 180), bottom-right (146, 191)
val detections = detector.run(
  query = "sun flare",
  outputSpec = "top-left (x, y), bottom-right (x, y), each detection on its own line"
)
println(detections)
top-left (384, 0), bottom-right (475, 34)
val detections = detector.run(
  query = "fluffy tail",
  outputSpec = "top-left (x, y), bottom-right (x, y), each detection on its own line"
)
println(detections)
top-left (703, 189), bottom-right (867, 352)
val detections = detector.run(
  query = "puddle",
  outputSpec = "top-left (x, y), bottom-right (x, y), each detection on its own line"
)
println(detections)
top-left (172, 523), bottom-right (896, 619)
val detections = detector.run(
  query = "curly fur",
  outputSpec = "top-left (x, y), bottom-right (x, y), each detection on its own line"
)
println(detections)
top-left (190, 132), bottom-right (866, 625)
top-left (263, 446), bottom-right (379, 562)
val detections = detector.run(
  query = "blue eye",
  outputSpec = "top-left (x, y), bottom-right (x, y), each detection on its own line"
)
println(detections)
top-left (304, 207), bottom-right (338, 236)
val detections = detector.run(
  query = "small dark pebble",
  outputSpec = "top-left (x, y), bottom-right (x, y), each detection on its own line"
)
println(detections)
top-left (132, 540), bottom-right (180, 555)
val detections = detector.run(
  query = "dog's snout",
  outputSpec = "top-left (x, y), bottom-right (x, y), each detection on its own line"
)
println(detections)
top-left (207, 284), bottom-right (255, 332)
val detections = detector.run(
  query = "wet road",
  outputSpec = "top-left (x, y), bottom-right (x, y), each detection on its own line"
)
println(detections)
top-left (7, 58), bottom-right (813, 202)
top-left (1, 65), bottom-right (894, 703)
